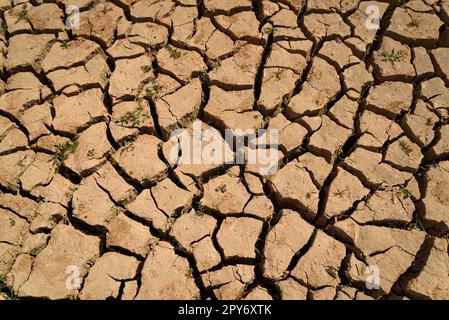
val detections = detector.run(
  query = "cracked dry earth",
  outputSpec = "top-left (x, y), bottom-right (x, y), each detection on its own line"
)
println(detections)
top-left (0, 0), bottom-right (449, 301)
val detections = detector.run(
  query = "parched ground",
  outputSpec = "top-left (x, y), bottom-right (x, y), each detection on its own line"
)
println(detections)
top-left (0, 0), bottom-right (448, 300)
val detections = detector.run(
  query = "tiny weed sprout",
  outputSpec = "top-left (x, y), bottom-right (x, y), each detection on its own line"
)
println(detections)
top-left (380, 49), bottom-right (403, 64)
top-left (52, 140), bottom-right (79, 167)
top-left (115, 105), bottom-right (150, 127)
top-left (398, 185), bottom-right (413, 199)
top-left (59, 40), bottom-right (69, 49)
top-left (215, 184), bottom-right (227, 193)
top-left (121, 134), bottom-right (139, 152)
top-left (145, 82), bottom-right (162, 101)
top-left (407, 20), bottom-right (419, 28)
top-left (14, 4), bottom-right (29, 24)
top-left (141, 65), bottom-right (152, 73)
top-left (325, 266), bottom-right (338, 279)
top-left (0, 275), bottom-right (17, 300)
top-left (399, 140), bottom-right (413, 156)
top-left (0, 21), bottom-right (6, 35)
top-left (166, 45), bottom-right (183, 59)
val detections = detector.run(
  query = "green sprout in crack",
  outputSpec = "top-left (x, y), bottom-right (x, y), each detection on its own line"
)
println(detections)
top-left (16, 158), bottom-right (26, 168)
top-left (305, 191), bottom-right (316, 200)
top-left (166, 216), bottom-right (176, 228)
top-left (141, 65), bottom-right (152, 73)
top-left (145, 82), bottom-right (162, 101)
top-left (149, 238), bottom-right (159, 252)
top-left (0, 275), bottom-right (18, 300)
top-left (263, 25), bottom-right (276, 34)
top-left (0, 21), bottom-right (6, 35)
top-left (52, 140), bottom-right (79, 167)
top-left (325, 266), bottom-right (338, 279)
top-left (14, 4), bottom-right (29, 25)
top-left (331, 146), bottom-right (342, 165)
top-left (399, 140), bottom-right (413, 156)
top-left (193, 201), bottom-right (205, 216)
top-left (29, 246), bottom-right (44, 257)
top-left (271, 68), bottom-right (284, 81)
top-left (115, 105), bottom-right (150, 127)
top-left (215, 184), bottom-right (227, 193)
top-left (121, 134), bottom-right (139, 152)
top-left (398, 185), bottom-right (413, 199)
top-left (407, 20), bottom-right (419, 28)
top-left (59, 40), bottom-right (69, 49)
top-left (380, 49), bottom-right (403, 64)
top-left (100, 4), bottom-right (114, 14)
top-left (318, 106), bottom-right (328, 117)
top-left (166, 45), bottom-right (183, 59)
top-left (211, 58), bottom-right (222, 69)
top-left (87, 148), bottom-right (95, 159)
top-left (185, 267), bottom-right (194, 279)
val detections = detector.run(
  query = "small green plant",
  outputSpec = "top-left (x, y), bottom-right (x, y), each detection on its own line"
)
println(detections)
top-left (407, 20), bottom-right (419, 28)
top-left (399, 140), bottom-right (413, 156)
top-left (271, 68), bottom-right (284, 81)
top-left (263, 25), bottom-right (276, 34)
top-left (115, 105), bottom-right (150, 127)
top-left (0, 275), bottom-right (8, 292)
top-left (87, 149), bottom-right (95, 159)
top-left (333, 188), bottom-right (347, 198)
top-left (185, 267), bottom-right (194, 279)
top-left (166, 216), bottom-right (176, 228)
top-left (9, 219), bottom-right (15, 227)
top-left (331, 146), bottom-right (342, 164)
top-left (380, 49), bottom-right (403, 64)
top-left (52, 140), bottom-right (79, 167)
top-left (14, 4), bottom-right (29, 24)
top-left (145, 82), bottom-right (162, 101)
top-left (212, 58), bottom-right (222, 68)
top-left (325, 266), bottom-right (338, 279)
top-left (148, 238), bottom-right (159, 254)
top-left (141, 65), bottom-right (152, 73)
top-left (398, 185), bottom-right (413, 199)
top-left (0, 275), bottom-right (17, 300)
top-left (29, 246), bottom-right (44, 257)
top-left (318, 106), bottom-right (328, 117)
top-left (166, 45), bottom-right (183, 59)
top-left (215, 184), bottom-right (227, 193)
top-left (100, 4), bottom-right (113, 14)
top-left (59, 40), bottom-right (69, 49)
top-left (193, 201), bottom-right (205, 216)
top-left (425, 117), bottom-right (434, 127)
top-left (16, 158), bottom-right (26, 168)
top-left (122, 134), bottom-right (139, 151)
top-left (0, 20), bottom-right (6, 35)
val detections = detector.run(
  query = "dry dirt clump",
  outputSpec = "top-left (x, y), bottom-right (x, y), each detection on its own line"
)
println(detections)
top-left (0, 0), bottom-right (448, 301)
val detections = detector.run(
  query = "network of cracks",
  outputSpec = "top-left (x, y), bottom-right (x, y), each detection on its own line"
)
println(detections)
top-left (0, 0), bottom-right (449, 300)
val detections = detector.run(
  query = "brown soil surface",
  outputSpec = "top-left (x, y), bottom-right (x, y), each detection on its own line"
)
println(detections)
top-left (0, 0), bottom-right (448, 300)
